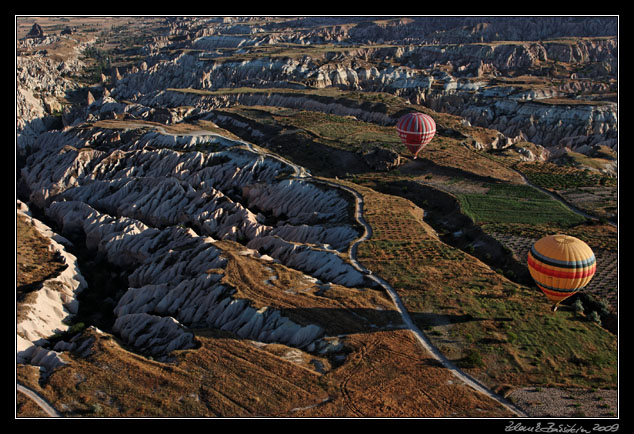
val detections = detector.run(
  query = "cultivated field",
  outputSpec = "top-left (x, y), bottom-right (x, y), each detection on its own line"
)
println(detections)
top-left (16, 15), bottom-right (618, 419)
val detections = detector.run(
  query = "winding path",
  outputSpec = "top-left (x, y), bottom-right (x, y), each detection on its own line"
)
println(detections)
top-left (17, 126), bottom-right (526, 417)
top-left (17, 383), bottom-right (62, 417)
top-left (232, 133), bottom-right (529, 417)
top-left (515, 170), bottom-right (617, 227)
top-left (321, 179), bottom-right (528, 418)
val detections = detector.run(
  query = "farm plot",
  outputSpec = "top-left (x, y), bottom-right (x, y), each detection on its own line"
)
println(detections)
top-left (457, 183), bottom-right (588, 227)
top-left (350, 181), bottom-right (616, 393)
top-left (514, 161), bottom-right (617, 221)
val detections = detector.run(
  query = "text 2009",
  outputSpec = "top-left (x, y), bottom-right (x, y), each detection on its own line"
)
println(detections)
top-left (593, 425), bottom-right (619, 432)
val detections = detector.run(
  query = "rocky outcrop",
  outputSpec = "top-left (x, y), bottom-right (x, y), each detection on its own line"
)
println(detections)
top-left (113, 314), bottom-right (197, 357)
top-left (242, 179), bottom-right (352, 226)
top-left (362, 146), bottom-right (401, 171)
top-left (246, 235), bottom-right (366, 287)
top-left (16, 16), bottom-right (617, 168)
top-left (19, 126), bottom-right (366, 358)
top-left (148, 17), bottom-right (618, 50)
top-left (45, 199), bottom-right (326, 355)
top-left (429, 94), bottom-right (618, 152)
top-left (344, 16), bottom-right (618, 45)
top-left (26, 23), bottom-right (45, 39)
top-left (398, 38), bottom-right (617, 76)
top-left (16, 201), bottom-right (87, 372)
top-left (16, 15), bottom-right (618, 365)
top-left (112, 36), bottom-right (616, 99)
top-left (16, 40), bottom-right (89, 152)
top-left (108, 37), bottom-right (616, 157)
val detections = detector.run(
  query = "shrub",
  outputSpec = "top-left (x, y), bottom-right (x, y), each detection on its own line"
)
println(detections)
top-left (589, 311), bottom-right (602, 326)
top-left (457, 349), bottom-right (485, 369)
top-left (507, 331), bottom-right (518, 344)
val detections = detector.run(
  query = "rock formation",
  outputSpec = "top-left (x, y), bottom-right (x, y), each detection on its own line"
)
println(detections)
top-left (362, 146), bottom-right (401, 171)
top-left (16, 15), bottom-right (618, 372)
top-left (26, 23), bottom-right (44, 39)
top-left (16, 201), bottom-right (87, 372)
top-left (108, 40), bottom-right (616, 159)
top-left (19, 124), bottom-right (368, 359)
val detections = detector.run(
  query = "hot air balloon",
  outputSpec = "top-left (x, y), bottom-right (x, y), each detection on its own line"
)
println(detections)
top-left (396, 112), bottom-right (436, 159)
top-left (527, 234), bottom-right (596, 311)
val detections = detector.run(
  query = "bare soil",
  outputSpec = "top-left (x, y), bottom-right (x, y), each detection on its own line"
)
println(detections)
top-left (508, 387), bottom-right (617, 418)
top-left (16, 327), bottom-right (516, 417)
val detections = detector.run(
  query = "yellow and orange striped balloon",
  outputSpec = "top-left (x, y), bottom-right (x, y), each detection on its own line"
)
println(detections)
top-left (527, 234), bottom-right (596, 307)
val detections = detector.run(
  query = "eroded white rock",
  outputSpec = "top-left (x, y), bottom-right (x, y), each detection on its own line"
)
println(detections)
top-left (21, 127), bottom-right (363, 356)
top-left (16, 201), bottom-right (86, 371)
top-left (113, 313), bottom-right (197, 357)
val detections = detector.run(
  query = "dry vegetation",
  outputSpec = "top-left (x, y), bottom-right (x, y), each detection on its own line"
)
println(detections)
top-left (16, 17), bottom-right (617, 419)
top-left (17, 111), bottom-right (618, 418)
top-left (16, 213), bottom-right (67, 322)
top-left (92, 118), bottom-right (243, 141)
top-left (18, 112), bottom-right (617, 418)
top-left (16, 186), bottom-right (516, 417)
top-left (16, 327), bottom-right (517, 417)
top-left (209, 239), bottom-right (400, 336)
top-left (347, 180), bottom-right (616, 403)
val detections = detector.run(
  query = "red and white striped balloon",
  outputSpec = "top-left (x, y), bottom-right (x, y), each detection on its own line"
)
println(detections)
top-left (396, 112), bottom-right (436, 159)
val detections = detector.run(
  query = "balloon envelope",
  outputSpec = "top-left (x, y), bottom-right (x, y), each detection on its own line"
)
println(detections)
top-left (396, 112), bottom-right (436, 158)
top-left (527, 234), bottom-right (596, 305)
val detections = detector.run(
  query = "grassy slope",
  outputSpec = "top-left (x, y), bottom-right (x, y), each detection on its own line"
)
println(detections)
top-left (350, 180), bottom-right (616, 391)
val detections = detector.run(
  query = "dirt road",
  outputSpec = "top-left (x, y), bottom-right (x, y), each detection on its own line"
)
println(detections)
top-left (183, 129), bottom-right (530, 417)
top-left (17, 383), bottom-right (62, 417)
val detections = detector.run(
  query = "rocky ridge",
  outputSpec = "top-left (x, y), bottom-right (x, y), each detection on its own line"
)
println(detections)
top-left (19, 125), bottom-right (368, 361)
top-left (16, 200), bottom-right (87, 372)
top-left (19, 17), bottom-right (616, 169)
top-left (154, 16), bottom-right (618, 48)
top-left (17, 31), bottom-right (97, 151)
top-left (16, 17), bottom-right (618, 417)
top-left (108, 38), bottom-right (617, 162)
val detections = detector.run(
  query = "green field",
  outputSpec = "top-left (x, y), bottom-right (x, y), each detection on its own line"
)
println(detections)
top-left (354, 182), bottom-right (617, 391)
top-left (457, 183), bottom-right (588, 226)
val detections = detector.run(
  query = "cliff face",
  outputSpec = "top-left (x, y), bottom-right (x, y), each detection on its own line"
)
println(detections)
top-left (18, 16), bottom-right (617, 163)
top-left (113, 37), bottom-right (617, 95)
top-left (428, 94), bottom-right (617, 150)
top-left (16, 55), bottom-right (85, 150)
top-left (157, 16), bottom-right (618, 47)
top-left (17, 200), bottom-right (87, 372)
top-left (342, 16), bottom-right (618, 45)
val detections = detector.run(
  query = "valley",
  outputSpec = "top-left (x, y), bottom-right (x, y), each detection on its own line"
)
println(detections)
top-left (16, 16), bottom-right (617, 420)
